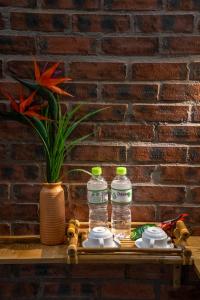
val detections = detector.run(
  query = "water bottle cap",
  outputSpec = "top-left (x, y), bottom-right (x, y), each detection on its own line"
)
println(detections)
top-left (116, 166), bottom-right (127, 175)
top-left (92, 166), bottom-right (102, 176)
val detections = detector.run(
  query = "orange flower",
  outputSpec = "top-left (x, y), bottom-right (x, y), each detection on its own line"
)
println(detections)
top-left (3, 89), bottom-right (48, 120)
top-left (34, 61), bottom-right (72, 96)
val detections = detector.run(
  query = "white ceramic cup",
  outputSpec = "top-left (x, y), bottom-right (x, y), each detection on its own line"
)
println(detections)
top-left (83, 226), bottom-right (120, 248)
top-left (142, 226), bottom-right (171, 248)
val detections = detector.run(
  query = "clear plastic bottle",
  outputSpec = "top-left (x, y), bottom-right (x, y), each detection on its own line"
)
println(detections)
top-left (111, 167), bottom-right (132, 239)
top-left (87, 167), bottom-right (108, 231)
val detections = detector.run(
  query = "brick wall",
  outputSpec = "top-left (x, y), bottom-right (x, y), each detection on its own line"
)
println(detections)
top-left (1, 0), bottom-right (200, 235)
top-left (1, 1), bottom-right (200, 299)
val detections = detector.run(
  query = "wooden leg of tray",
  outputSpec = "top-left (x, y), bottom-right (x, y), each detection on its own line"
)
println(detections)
top-left (173, 265), bottom-right (181, 288)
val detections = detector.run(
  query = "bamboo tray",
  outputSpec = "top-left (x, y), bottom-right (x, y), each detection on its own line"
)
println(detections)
top-left (66, 221), bottom-right (192, 266)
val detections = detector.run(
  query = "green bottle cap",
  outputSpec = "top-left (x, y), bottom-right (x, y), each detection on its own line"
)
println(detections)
top-left (92, 166), bottom-right (102, 176)
top-left (116, 166), bottom-right (127, 175)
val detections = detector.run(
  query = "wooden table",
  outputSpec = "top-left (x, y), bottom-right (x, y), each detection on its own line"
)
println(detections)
top-left (186, 236), bottom-right (200, 279)
top-left (0, 234), bottom-right (196, 288)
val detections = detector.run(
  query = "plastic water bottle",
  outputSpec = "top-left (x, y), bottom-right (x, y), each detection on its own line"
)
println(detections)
top-left (87, 167), bottom-right (108, 231)
top-left (111, 167), bottom-right (132, 239)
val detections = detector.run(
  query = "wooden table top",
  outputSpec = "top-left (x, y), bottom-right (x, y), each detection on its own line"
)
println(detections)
top-left (0, 235), bottom-right (198, 268)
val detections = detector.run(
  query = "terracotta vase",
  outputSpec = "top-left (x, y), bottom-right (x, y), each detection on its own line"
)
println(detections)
top-left (40, 182), bottom-right (65, 245)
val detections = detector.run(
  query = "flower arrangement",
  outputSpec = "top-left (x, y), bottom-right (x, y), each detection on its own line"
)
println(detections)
top-left (0, 61), bottom-right (103, 183)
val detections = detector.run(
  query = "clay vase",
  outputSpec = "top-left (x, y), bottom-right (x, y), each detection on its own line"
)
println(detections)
top-left (40, 182), bottom-right (65, 245)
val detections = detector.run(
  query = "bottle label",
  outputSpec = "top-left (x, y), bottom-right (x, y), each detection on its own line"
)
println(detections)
top-left (88, 189), bottom-right (108, 204)
top-left (111, 188), bottom-right (132, 203)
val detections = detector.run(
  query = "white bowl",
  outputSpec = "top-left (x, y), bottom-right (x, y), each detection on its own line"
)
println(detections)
top-left (82, 226), bottom-right (120, 248)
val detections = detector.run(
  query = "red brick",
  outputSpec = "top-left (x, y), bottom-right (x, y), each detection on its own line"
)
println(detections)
top-left (162, 37), bottom-right (200, 55)
top-left (130, 146), bottom-right (187, 163)
top-left (0, 144), bottom-right (7, 160)
top-left (69, 123), bottom-right (96, 140)
top-left (12, 264), bottom-right (70, 277)
top-left (73, 103), bottom-right (128, 122)
top-left (104, 0), bottom-right (162, 10)
top-left (133, 186), bottom-right (185, 203)
top-left (43, 281), bottom-right (83, 297)
top-left (73, 14), bottom-right (130, 33)
top-left (71, 264), bottom-right (125, 278)
top-left (42, 0), bottom-right (100, 9)
top-left (158, 125), bottom-right (200, 143)
top-left (192, 106), bottom-right (200, 122)
top-left (7, 60), bottom-right (65, 79)
top-left (0, 203), bottom-right (38, 221)
top-left (132, 205), bottom-right (156, 222)
top-left (0, 164), bottom-right (40, 182)
top-left (11, 12), bottom-right (68, 32)
top-left (0, 36), bottom-right (36, 54)
top-left (167, 0), bottom-right (200, 10)
top-left (161, 84), bottom-right (200, 101)
top-left (131, 166), bottom-right (155, 183)
top-left (0, 282), bottom-right (39, 298)
top-left (63, 165), bottom-right (154, 183)
top-left (0, 184), bottom-right (9, 200)
top-left (12, 223), bottom-right (39, 235)
top-left (0, 82), bottom-right (22, 100)
top-left (38, 36), bottom-right (96, 55)
top-left (102, 281), bottom-right (155, 299)
top-left (69, 62), bottom-right (126, 81)
top-left (188, 147), bottom-right (200, 163)
top-left (102, 84), bottom-right (158, 101)
top-left (71, 145), bottom-right (126, 162)
top-left (135, 15), bottom-right (193, 33)
top-left (0, 121), bottom-right (37, 141)
top-left (159, 206), bottom-right (200, 225)
top-left (133, 104), bottom-right (188, 122)
top-left (11, 144), bottom-right (44, 161)
top-left (127, 264), bottom-right (172, 280)
top-left (102, 37), bottom-right (158, 56)
top-left (189, 63), bottom-right (200, 80)
top-left (98, 124), bottom-right (154, 141)
top-left (158, 166), bottom-right (200, 185)
top-left (0, 61), bottom-right (2, 78)
top-left (188, 187), bottom-right (200, 204)
top-left (12, 184), bottom-right (41, 203)
top-left (0, 0), bottom-right (36, 7)
top-left (63, 83), bottom-right (97, 101)
top-left (0, 223), bottom-right (10, 235)
top-left (132, 63), bottom-right (187, 81)
top-left (0, 13), bottom-right (4, 30)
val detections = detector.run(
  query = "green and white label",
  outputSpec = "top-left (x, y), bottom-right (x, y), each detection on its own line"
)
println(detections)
top-left (88, 189), bottom-right (108, 204)
top-left (111, 188), bottom-right (132, 203)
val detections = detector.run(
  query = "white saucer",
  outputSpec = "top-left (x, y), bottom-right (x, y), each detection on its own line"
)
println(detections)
top-left (82, 239), bottom-right (120, 248)
top-left (135, 238), bottom-right (174, 249)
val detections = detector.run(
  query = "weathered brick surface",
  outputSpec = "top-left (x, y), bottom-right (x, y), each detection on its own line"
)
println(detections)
top-left (0, 36), bottom-right (36, 54)
top-left (38, 36), bottom-right (96, 55)
top-left (0, 0), bottom-right (36, 7)
top-left (132, 63), bottom-right (187, 81)
top-left (135, 15), bottom-right (194, 33)
top-left (132, 104), bottom-right (188, 122)
top-left (69, 62), bottom-right (126, 81)
top-left (104, 0), bottom-right (162, 11)
top-left (102, 37), bottom-right (158, 56)
top-left (166, 0), bottom-right (200, 11)
top-left (72, 14), bottom-right (130, 33)
top-left (129, 146), bottom-right (187, 163)
top-left (102, 84), bottom-right (158, 101)
top-left (11, 12), bottom-right (69, 32)
top-left (42, 0), bottom-right (100, 9)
